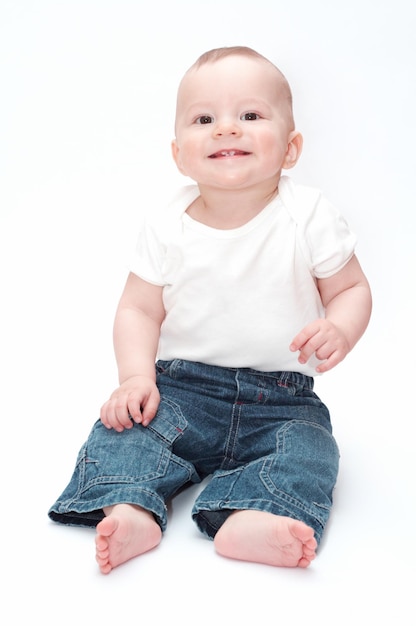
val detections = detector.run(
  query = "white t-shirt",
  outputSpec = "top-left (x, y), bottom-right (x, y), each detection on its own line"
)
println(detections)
top-left (130, 176), bottom-right (356, 376)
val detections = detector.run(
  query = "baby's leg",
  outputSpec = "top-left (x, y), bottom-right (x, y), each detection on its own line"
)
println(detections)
top-left (95, 504), bottom-right (162, 574)
top-left (214, 510), bottom-right (317, 568)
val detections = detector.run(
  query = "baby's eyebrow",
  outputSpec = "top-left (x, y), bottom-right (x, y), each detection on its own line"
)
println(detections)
top-left (184, 98), bottom-right (271, 116)
top-left (238, 98), bottom-right (269, 107)
top-left (184, 102), bottom-right (213, 116)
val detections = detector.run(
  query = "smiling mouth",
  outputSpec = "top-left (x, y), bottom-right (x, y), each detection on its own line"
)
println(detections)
top-left (209, 150), bottom-right (250, 158)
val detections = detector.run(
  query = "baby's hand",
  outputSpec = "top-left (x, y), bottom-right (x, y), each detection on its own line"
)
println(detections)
top-left (290, 319), bottom-right (350, 374)
top-left (100, 375), bottom-right (160, 432)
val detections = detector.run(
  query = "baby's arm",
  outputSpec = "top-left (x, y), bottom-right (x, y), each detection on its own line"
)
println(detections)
top-left (100, 272), bottom-right (165, 431)
top-left (290, 255), bottom-right (372, 373)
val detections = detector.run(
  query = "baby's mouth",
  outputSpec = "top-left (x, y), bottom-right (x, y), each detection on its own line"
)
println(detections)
top-left (209, 149), bottom-right (250, 158)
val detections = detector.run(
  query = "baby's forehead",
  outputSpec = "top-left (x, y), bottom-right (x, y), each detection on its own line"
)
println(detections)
top-left (178, 56), bottom-right (289, 102)
top-left (185, 55), bottom-right (280, 82)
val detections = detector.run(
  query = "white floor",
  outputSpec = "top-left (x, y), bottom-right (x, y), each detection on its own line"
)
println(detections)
top-left (1, 2), bottom-right (415, 624)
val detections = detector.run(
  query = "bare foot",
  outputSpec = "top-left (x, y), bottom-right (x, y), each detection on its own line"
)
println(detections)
top-left (214, 510), bottom-right (317, 568)
top-left (95, 504), bottom-right (162, 574)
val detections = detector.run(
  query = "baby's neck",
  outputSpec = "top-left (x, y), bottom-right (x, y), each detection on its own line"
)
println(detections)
top-left (187, 183), bottom-right (279, 230)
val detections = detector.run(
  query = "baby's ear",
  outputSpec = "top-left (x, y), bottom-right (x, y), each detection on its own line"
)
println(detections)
top-left (171, 139), bottom-right (186, 175)
top-left (283, 131), bottom-right (303, 169)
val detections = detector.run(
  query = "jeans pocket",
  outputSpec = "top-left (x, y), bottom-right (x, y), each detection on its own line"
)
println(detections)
top-left (147, 397), bottom-right (188, 446)
top-left (260, 421), bottom-right (339, 515)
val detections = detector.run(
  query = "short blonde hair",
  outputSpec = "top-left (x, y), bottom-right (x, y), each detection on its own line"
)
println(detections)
top-left (194, 46), bottom-right (277, 69)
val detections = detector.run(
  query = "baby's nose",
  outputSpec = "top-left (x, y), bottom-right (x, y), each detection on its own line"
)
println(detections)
top-left (214, 118), bottom-right (242, 136)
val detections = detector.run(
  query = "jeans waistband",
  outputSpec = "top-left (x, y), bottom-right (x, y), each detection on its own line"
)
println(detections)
top-left (156, 359), bottom-right (315, 391)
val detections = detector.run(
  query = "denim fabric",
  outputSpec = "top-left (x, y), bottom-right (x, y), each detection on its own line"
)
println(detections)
top-left (48, 359), bottom-right (339, 544)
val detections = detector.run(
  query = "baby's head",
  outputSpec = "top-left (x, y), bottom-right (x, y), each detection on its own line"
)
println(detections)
top-left (172, 46), bottom-right (302, 189)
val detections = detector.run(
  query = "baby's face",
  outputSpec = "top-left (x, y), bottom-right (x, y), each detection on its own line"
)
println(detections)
top-left (172, 55), bottom-right (299, 193)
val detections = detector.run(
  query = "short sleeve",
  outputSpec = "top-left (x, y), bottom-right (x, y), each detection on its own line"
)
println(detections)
top-left (129, 219), bottom-right (167, 286)
top-left (128, 185), bottom-right (200, 286)
top-left (303, 194), bottom-right (357, 279)
top-left (278, 176), bottom-right (357, 279)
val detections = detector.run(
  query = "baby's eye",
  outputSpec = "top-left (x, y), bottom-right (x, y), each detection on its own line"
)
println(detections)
top-left (196, 115), bottom-right (214, 124)
top-left (241, 112), bottom-right (260, 121)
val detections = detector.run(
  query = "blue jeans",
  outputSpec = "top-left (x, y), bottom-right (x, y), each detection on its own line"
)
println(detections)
top-left (49, 359), bottom-right (339, 544)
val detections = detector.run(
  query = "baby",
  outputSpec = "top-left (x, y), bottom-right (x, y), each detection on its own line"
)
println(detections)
top-left (49, 46), bottom-right (372, 574)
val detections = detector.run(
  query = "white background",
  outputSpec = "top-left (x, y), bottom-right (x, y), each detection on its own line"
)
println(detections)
top-left (1, 1), bottom-right (415, 624)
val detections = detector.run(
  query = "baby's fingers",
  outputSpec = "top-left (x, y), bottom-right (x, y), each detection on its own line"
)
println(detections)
top-left (290, 323), bottom-right (321, 364)
top-left (100, 398), bottom-right (134, 432)
top-left (140, 387), bottom-right (161, 427)
top-left (126, 395), bottom-right (145, 425)
top-left (291, 318), bottom-right (350, 373)
top-left (315, 351), bottom-right (341, 373)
